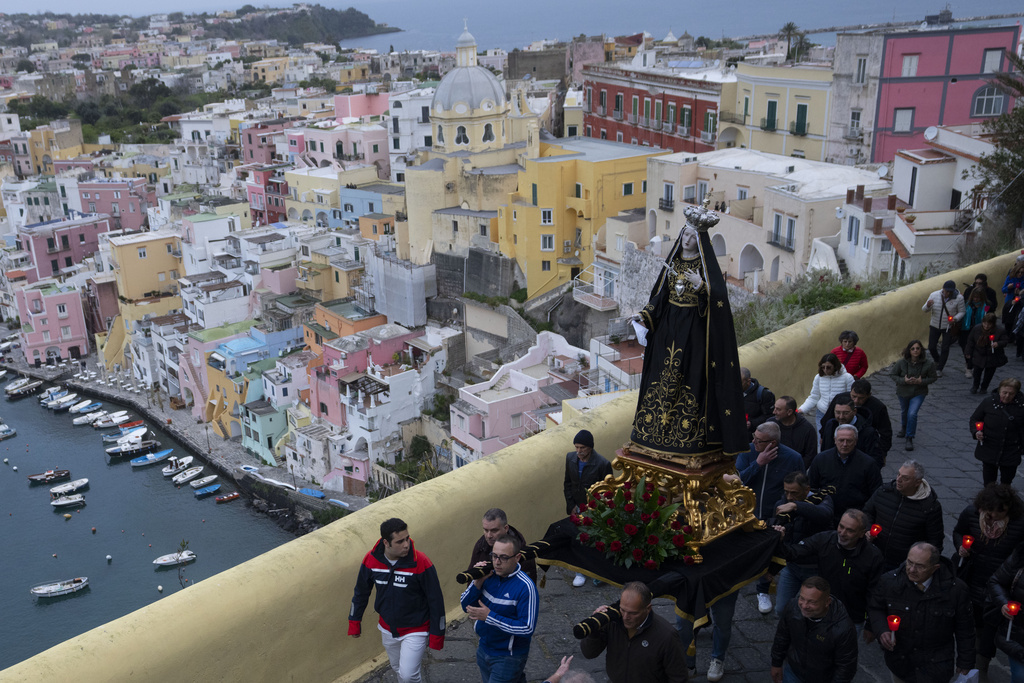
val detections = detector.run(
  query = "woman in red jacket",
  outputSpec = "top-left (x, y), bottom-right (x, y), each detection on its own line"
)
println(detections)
top-left (832, 330), bottom-right (868, 379)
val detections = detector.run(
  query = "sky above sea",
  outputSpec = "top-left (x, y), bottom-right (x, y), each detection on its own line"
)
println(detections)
top-left (12, 0), bottom-right (1024, 52)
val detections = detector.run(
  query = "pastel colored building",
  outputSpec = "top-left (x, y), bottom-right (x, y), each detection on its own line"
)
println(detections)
top-left (78, 177), bottom-right (156, 232)
top-left (334, 92), bottom-right (390, 120)
top-left (18, 213), bottom-right (114, 283)
top-left (288, 122), bottom-right (390, 179)
top-left (245, 163), bottom-right (291, 227)
top-left (179, 319), bottom-right (258, 422)
top-left (303, 298), bottom-right (385, 357)
top-left (284, 165), bottom-right (377, 228)
top-left (16, 279), bottom-right (90, 362)
top-left (240, 118), bottom-right (298, 165)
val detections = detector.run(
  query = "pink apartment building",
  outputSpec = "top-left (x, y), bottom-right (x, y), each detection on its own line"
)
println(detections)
top-left (15, 280), bottom-right (90, 362)
top-left (289, 123), bottom-right (390, 178)
top-left (18, 213), bottom-right (114, 282)
top-left (333, 92), bottom-right (390, 120)
top-left (240, 117), bottom-right (298, 164)
top-left (78, 177), bottom-right (155, 231)
top-left (244, 163), bottom-right (290, 226)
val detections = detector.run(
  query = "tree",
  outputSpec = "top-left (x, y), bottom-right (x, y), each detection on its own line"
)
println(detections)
top-left (779, 22), bottom-right (799, 61)
top-left (16, 58), bottom-right (35, 73)
top-left (971, 49), bottom-right (1024, 227)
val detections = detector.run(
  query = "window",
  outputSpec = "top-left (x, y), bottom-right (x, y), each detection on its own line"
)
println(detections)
top-left (452, 220), bottom-right (458, 233)
top-left (482, 123), bottom-right (494, 142)
top-left (541, 234), bottom-right (554, 251)
top-left (641, 181), bottom-right (647, 193)
top-left (616, 234), bottom-right (624, 251)
top-left (42, 330), bottom-right (50, 342)
top-left (850, 110), bottom-right (862, 129)
top-left (600, 129), bottom-right (607, 140)
top-left (599, 90), bottom-right (606, 108)
top-left (901, 54), bottom-right (919, 78)
top-left (51, 260), bottom-right (58, 274)
top-left (424, 135), bottom-right (432, 146)
top-left (89, 202), bottom-right (96, 213)
top-left (511, 413), bottom-right (522, 429)
top-left (855, 56), bottom-right (867, 84)
top-left (65, 257), bottom-right (72, 268)
top-left (683, 185), bottom-right (696, 203)
top-left (541, 260), bottom-right (551, 271)
top-left (786, 217), bottom-right (796, 245)
top-left (737, 187), bottom-right (748, 200)
top-left (61, 325), bottom-right (71, 339)
top-left (137, 247), bottom-right (147, 259)
top-left (79, 234), bottom-right (85, 243)
top-left (622, 182), bottom-right (633, 196)
top-left (862, 235), bottom-right (871, 252)
top-left (541, 209), bottom-right (553, 224)
top-left (113, 191), bottom-right (121, 199)
top-left (893, 108), bottom-right (914, 133)
top-left (983, 48), bottom-right (1002, 73)
top-left (773, 213), bottom-right (783, 240)
top-left (437, 125), bottom-right (444, 143)
top-left (531, 184), bottom-right (538, 206)
top-left (908, 167), bottom-right (918, 206)
top-left (479, 224), bottom-right (487, 237)
top-left (393, 137), bottom-right (401, 150)
top-left (663, 182), bottom-right (674, 202)
top-left (57, 303), bottom-right (67, 317)
top-left (847, 216), bottom-right (860, 243)
top-left (972, 86), bottom-right (1005, 117)
top-left (513, 210), bottom-right (517, 222)
top-left (632, 95), bottom-right (639, 114)
top-left (455, 126), bottom-right (469, 145)
top-left (614, 93), bottom-right (623, 112)
top-left (880, 239), bottom-right (893, 252)
top-left (567, 125), bottom-right (578, 136)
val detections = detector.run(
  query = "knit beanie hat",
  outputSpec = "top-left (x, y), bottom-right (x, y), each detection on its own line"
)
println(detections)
top-left (573, 429), bottom-right (595, 449)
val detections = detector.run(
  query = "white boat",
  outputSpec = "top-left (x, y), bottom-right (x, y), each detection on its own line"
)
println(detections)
top-left (116, 428), bottom-right (147, 444)
top-left (30, 577), bottom-right (88, 597)
top-left (70, 401), bottom-right (102, 414)
top-left (263, 478), bottom-right (296, 491)
top-left (73, 410), bottom-right (107, 425)
top-left (172, 466), bottom-right (204, 485)
top-left (50, 478), bottom-right (88, 495)
top-left (67, 400), bottom-right (92, 413)
top-left (3, 377), bottom-right (28, 393)
top-left (50, 494), bottom-right (85, 508)
top-left (47, 393), bottom-right (78, 409)
top-left (190, 474), bottom-right (218, 489)
top-left (0, 369), bottom-right (7, 381)
top-left (40, 388), bottom-right (66, 404)
top-left (162, 455), bottom-right (194, 477)
top-left (93, 413), bottom-right (131, 429)
top-left (153, 550), bottom-right (196, 566)
top-left (7, 380), bottom-right (42, 397)
top-left (0, 341), bottom-right (11, 353)
top-left (0, 424), bottom-right (15, 441)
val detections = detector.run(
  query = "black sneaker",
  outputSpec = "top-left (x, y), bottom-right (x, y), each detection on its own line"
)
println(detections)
top-left (905, 438), bottom-right (914, 451)
top-left (897, 430), bottom-right (906, 438)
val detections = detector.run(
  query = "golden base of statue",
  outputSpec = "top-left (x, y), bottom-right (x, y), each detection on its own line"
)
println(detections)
top-left (589, 444), bottom-right (765, 564)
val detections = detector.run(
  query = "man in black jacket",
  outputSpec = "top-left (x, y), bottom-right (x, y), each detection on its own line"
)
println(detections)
top-left (808, 426), bottom-right (882, 524)
top-left (819, 396), bottom-right (884, 468)
top-left (770, 576), bottom-right (858, 683)
top-left (742, 367), bottom-right (775, 437)
top-left (863, 460), bottom-right (944, 571)
top-left (868, 543), bottom-right (975, 683)
top-left (563, 429), bottom-right (612, 587)
top-left (824, 379), bottom-right (893, 464)
top-left (769, 396), bottom-right (819, 469)
top-left (467, 508), bottom-right (537, 584)
top-left (783, 509), bottom-right (884, 628)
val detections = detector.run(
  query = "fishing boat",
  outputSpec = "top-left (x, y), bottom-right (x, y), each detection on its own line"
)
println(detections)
top-left (153, 550), bottom-right (196, 566)
top-left (8, 380), bottom-right (43, 398)
top-left (0, 423), bottom-right (15, 440)
top-left (172, 466), bottom-right (204, 485)
top-left (105, 439), bottom-right (160, 457)
top-left (189, 474), bottom-right (218, 489)
top-left (299, 487), bottom-right (325, 499)
top-left (73, 410), bottom-right (107, 425)
top-left (194, 484), bottom-right (221, 498)
top-left (215, 492), bottom-right (240, 504)
top-left (161, 455), bottom-right (194, 477)
top-left (262, 478), bottom-right (296, 491)
top-left (110, 426), bottom-right (148, 444)
top-left (239, 465), bottom-right (260, 474)
top-left (50, 393), bottom-right (81, 411)
top-left (93, 413), bottom-right (131, 429)
top-left (50, 478), bottom-right (89, 495)
top-left (50, 493), bottom-right (86, 508)
top-left (27, 469), bottom-right (71, 484)
top-left (4, 377), bottom-right (29, 393)
top-left (69, 401), bottom-right (102, 414)
top-left (66, 399), bottom-right (92, 413)
top-left (130, 449), bottom-right (173, 468)
top-left (98, 419), bottom-right (143, 437)
top-left (39, 388), bottom-right (64, 404)
top-left (30, 577), bottom-right (88, 597)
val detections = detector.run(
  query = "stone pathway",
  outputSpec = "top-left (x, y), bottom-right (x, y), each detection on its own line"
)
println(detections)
top-left (357, 355), bottom-right (1014, 682)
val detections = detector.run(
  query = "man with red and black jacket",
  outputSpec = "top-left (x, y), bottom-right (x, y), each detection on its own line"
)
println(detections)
top-left (349, 518), bottom-right (445, 683)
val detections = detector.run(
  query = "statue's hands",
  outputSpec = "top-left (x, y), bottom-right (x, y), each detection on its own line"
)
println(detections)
top-left (631, 314), bottom-right (647, 328)
top-left (683, 269), bottom-right (703, 290)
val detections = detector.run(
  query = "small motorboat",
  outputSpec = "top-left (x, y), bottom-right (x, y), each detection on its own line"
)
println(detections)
top-left (93, 413), bottom-right (131, 429)
top-left (189, 474), bottom-right (218, 489)
top-left (162, 455), bottom-right (194, 477)
top-left (299, 488), bottom-right (325, 499)
top-left (130, 449), bottom-right (173, 468)
top-left (172, 466), bottom-right (204, 485)
top-left (70, 401), bottom-right (102, 414)
top-left (39, 388), bottom-right (65, 404)
top-left (50, 493), bottom-right (86, 508)
top-left (8, 380), bottom-right (43, 398)
top-left (73, 410), bottom-right (107, 425)
top-left (51, 394), bottom-right (82, 412)
top-left (28, 469), bottom-right (71, 484)
top-left (328, 499), bottom-right (350, 509)
top-left (0, 423), bottom-right (16, 441)
top-left (239, 465), bottom-right (260, 474)
top-left (0, 341), bottom-right (11, 353)
top-left (4, 377), bottom-right (29, 393)
top-left (93, 409), bottom-right (127, 425)
top-left (112, 427), bottom-right (148, 444)
top-left (30, 577), bottom-right (88, 597)
top-left (194, 484), bottom-right (221, 498)
top-left (0, 369), bottom-right (7, 381)
top-left (262, 478), bottom-right (296, 491)
top-left (105, 440), bottom-right (160, 457)
top-left (50, 478), bottom-right (88, 495)
top-left (216, 492), bottom-right (240, 504)
top-left (99, 420), bottom-right (143, 438)
top-left (45, 392), bottom-right (75, 409)
top-left (153, 550), bottom-right (196, 566)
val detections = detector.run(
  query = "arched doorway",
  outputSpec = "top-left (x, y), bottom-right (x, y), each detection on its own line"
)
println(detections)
top-left (738, 244), bottom-right (764, 276)
top-left (711, 233), bottom-right (726, 256)
top-left (770, 255), bottom-right (780, 281)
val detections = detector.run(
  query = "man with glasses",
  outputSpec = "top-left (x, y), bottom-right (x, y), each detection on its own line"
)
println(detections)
top-left (462, 534), bottom-right (539, 683)
top-left (349, 518), bottom-right (446, 683)
top-left (863, 460), bottom-right (943, 571)
top-left (867, 542), bottom-right (975, 683)
top-left (808, 425), bottom-right (882, 525)
top-left (468, 508), bottom-right (537, 584)
top-left (580, 582), bottom-right (687, 683)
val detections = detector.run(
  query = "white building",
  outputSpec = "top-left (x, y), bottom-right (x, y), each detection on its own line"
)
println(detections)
top-left (388, 87), bottom-right (436, 183)
top-left (178, 271), bottom-right (249, 328)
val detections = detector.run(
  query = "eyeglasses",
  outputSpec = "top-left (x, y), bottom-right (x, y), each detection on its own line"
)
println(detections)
top-left (489, 553), bottom-right (518, 563)
top-left (752, 437), bottom-right (773, 444)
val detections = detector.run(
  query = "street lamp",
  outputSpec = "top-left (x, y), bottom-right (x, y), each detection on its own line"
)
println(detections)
top-left (204, 422), bottom-right (211, 454)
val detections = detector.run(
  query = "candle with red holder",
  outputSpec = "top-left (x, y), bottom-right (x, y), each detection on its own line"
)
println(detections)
top-left (870, 524), bottom-right (882, 538)
top-left (1008, 601), bottom-right (1021, 640)
top-left (962, 535), bottom-right (974, 550)
top-left (887, 615), bottom-right (900, 631)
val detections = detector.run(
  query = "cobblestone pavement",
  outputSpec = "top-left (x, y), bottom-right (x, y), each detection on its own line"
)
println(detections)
top-left (357, 356), bottom-right (1015, 682)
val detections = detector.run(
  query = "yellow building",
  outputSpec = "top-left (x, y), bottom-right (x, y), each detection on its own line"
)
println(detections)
top-left (210, 198), bottom-right (253, 231)
top-left (721, 63), bottom-right (833, 161)
top-left (285, 165), bottom-right (377, 226)
top-left (249, 57), bottom-right (289, 84)
top-left (28, 120), bottom-right (84, 176)
top-left (335, 63), bottom-right (370, 84)
top-left (496, 139), bottom-right (664, 298)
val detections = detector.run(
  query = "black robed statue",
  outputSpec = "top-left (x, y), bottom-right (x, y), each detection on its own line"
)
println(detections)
top-left (629, 200), bottom-right (748, 460)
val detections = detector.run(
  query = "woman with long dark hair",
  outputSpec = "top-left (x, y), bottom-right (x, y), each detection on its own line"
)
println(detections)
top-left (971, 378), bottom-right (1024, 485)
top-left (798, 352), bottom-right (854, 434)
top-left (891, 340), bottom-right (936, 451)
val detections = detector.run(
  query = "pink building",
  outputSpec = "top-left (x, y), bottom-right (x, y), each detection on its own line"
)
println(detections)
top-left (334, 92), bottom-right (390, 120)
top-left (78, 177), bottom-right (155, 231)
top-left (18, 213), bottom-right (114, 283)
top-left (244, 163), bottom-right (290, 226)
top-left (240, 118), bottom-right (297, 164)
top-left (873, 25), bottom-right (1019, 162)
top-left (291, 123), bottom-right (390, 178)
top-left (15, 280), bottom-right (90, 362)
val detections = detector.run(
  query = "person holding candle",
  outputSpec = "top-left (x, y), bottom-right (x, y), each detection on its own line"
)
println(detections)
top-left (863, 460), bottom-right (944, 571)
top-left (1001, 259), bottom-right (1024, 336)
top-left (953, 484), bottom-right (1024, 678)
top-left (969, 378), bottom-right (1024, 486)
top-left (987, 543), bottom-right (1024, 681)
top-left (965, 313), bottom-right (1011, 394)
top-left (891, 340), bottom-right (937, 452)
top-left (960, 287), bottom-right (994, 378)
top-left (868, 542), bottom-right (975, 683)
top-left (922, 280), bottom-right (965, 377)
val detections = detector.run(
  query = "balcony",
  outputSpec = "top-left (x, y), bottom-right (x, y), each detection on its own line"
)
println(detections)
top-left (652, 119), bottom-right (662, 131)
top-left (641, 116), bottom-right (651, 128)
top-left (789, 121), bottom-right (809, 136)
top-left (628, 113), bottom-right (638, 125)
top-left (678, 127), bottom-right (690, 138)
top-left (658, 197), bottom-right (675, 212)
top-left (767, 230), bottom-right (796, 252)
top-left (843, 125), bottom-right (863, 140)
top-left (46, 244), bottom-right (61, 254)
top-left (340, 153), bottom-right (365, 161)
top-left (596, 104), bottom-right (606, 116)
top-left (760, 117), bottom-right (777, 132)
top-left (719, 111), bottom-right (747, 125)
top-left (613, 109), bottom-right (623, 121)
top-left (700, 130), bottom-right (716, 144)
top-left (663, 121), bottom-right (675, 134)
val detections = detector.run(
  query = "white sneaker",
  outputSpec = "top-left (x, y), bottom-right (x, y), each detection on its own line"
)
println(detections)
top-left (756, 592), bottom-right (772, 614)
top-left (966, 368), bottom-right (973, 378)
top-left (707, 658), bottom-right (725, 682)
top-left (572, 573), bottom-right (586, 587)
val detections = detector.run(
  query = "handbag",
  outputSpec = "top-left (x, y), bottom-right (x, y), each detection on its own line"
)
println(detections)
top-left (943, 299), bottom-right (962, 340)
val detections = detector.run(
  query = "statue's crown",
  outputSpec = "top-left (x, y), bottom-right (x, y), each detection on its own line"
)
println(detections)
top-left (683, 194), bottom-right (720, 232)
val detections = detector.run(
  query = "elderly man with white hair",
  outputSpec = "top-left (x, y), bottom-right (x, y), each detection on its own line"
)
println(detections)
top-left (808, 424), bottom-right (882, 525)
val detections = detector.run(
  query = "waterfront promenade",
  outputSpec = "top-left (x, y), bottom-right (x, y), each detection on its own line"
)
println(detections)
top-left (355, 360), bottom-right (1009, 682)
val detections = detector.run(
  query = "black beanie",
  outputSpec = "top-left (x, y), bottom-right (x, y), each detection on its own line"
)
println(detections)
top-left (573, 429), bottom-right (595, 448)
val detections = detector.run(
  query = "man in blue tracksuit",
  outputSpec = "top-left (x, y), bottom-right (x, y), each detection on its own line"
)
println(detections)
top-left (461, 534), bottom-right (539, 683)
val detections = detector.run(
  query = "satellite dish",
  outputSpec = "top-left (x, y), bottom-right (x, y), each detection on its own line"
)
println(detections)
top-left (923, 126), bottom-right (938, 141)
top-left (575, 250), bottom-right (580, 256)
top-left (876, 164), bottom-right (889, 178)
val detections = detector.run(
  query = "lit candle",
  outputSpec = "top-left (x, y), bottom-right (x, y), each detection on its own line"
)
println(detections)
top-left (870, 524), bottom-right (882, 538)
top-left (962, 535), bottom-right (974, 550)
top-left (887, 614), bottom-right (900, 632)
top-left (1008, 602), bottom-right (1021, 640)
top-left (990, 335), bottom-right (996, 342)
top-left (976, 422), bottom-right (984, 432)
top-left (948, 316), bottom-right (953, 322)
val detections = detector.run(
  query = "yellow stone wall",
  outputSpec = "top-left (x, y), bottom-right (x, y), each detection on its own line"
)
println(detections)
top-left (5, 250), bottom-right (1019, 682)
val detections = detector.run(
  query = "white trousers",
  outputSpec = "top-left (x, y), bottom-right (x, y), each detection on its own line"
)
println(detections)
top-left (379, 626), bottom-right (428, 683)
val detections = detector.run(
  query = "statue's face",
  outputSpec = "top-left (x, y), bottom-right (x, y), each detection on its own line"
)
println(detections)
top-left (680, 227), bottom-right (698, 251)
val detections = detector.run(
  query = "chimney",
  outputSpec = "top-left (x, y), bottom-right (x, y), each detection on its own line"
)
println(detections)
top-left (855, 185), bottom-right (865, 200)
top-left (873, 217), bottom-right (883, 235)
top-left (887, 193), bottom-right (897, 211)
top-left (846, 188), bottom-right (855, 204)
top-left (863, 196), bottom-right (873, 213)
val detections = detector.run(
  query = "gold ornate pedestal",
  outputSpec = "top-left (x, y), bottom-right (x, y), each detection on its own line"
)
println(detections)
top-left (589, 444), bottom-right (765, 564)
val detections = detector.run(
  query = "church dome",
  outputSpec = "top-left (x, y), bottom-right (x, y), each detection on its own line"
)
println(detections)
top-left (432, 66), bottom-right (506, 114)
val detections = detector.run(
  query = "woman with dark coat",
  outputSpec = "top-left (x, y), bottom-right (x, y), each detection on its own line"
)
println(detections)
top-left (971, 378), bottom-right (1024, 485)
top-left (966, 313), bottom-right (1010, 394)
top-left (987, 544), bottom-right (1024, 681)
top-left (954, 484), bottom-right (1024, 676)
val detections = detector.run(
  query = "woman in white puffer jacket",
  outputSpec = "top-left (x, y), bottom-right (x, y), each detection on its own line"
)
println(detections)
top-left (798, 353), bottom-right (855, 433)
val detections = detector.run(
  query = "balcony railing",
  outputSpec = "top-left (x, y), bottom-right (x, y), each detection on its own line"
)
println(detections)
top-left (628, 113), bottom-right (638, 125)
top-left (767, 230), bottom-right (796, 252)
top-left (340, 153), bottom-right (364, 161)
top-left (46, 244), bottom-right (61, 254)
top-left (700, 130), bottom-right (716, 144)
top-left (843, 125), bottom-right (863, 140)
top-left (612, 109), bottom-right (623, 121)
top-left (789, 121), bottom-right (809, 136)
top-left (719, 111), bottom-right (747, 124)
top-left (760, 117), bottom-right (777, 131)
top-left (677, 127), bottom-right (690, 138)
top-left (663, 121), bottom-right (675, 133)
top-left (596, 104), bottom-right (606, 116)
top-left (641, 116), bottom-right (651, 128)
top-left (658, 197), bottom-right (675, 211)
top-left (652, 119), bottom-right (662, 131)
